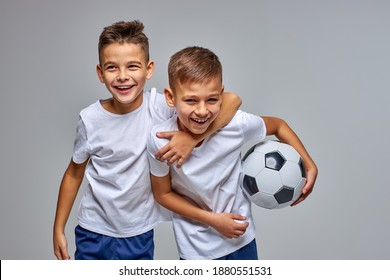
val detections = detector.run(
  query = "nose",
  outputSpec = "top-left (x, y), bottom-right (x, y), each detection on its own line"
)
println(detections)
top-left (117, 70), bottom-right (129, 81)
top-left (195, 102), bottom-right (208, 116)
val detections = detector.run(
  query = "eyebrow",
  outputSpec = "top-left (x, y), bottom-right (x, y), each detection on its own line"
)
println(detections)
top-left (103, 60), bottom-right (142, 67)
top-left (182, 92), bottom-right (221, 99)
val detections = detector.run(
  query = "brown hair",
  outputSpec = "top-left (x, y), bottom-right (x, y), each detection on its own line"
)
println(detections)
top-left (168, 46), bottom-right (222, 91)
top-left (98, 20), bottom-right (149, 65)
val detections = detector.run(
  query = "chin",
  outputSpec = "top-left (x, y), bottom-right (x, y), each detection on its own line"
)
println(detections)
top-left (189, 126), bottom-right (208, 135)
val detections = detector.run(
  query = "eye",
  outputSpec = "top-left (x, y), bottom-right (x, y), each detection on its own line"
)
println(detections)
top-left (105, 65), bottom-right (117, 71)
top-left (185, 99), bottom-right (197, 104)
top-left (128, 64), bottom-right (140, 70)
top-left (208, 97), bottom-right (220, 103)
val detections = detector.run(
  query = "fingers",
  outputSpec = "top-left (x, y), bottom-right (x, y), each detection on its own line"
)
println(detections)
top-left (155, 145), bottom-right (180, 163)
top-left (291, 195), bottom-right (304, 206)
top-left (231, 214), bottom-right (247, 221)
top-left (291, 188), bottom-right (310, 206)
top-left (223, 230), bottom-right (245, 239)
top-left (291, 171), bottom-right (316, 207)
top-left (156, 152), bottom-right (181, 166)
top-left (214, 213), bottom-right (250, 239)
top-left (156, 131), bottom-right (174, 139)
top-left (155, 130), bottom-right (194, 167)
top-left (155, 145), bottom-right (170, 159)
top-left (231, 216), bottom-right (249, 238)
top-left (54, 250), bottom-right (61, 260)
top-left (227, 228), bottom-right (248, 239)
top-left (61, 252), bottom-right (71, 260)
top-left (54, 248), bottom-right (71, 260)
top-left (154, 132), bottom-right (175, 158)
top-left (155, 149), bottom-right (187, 168)
top-left (233, 221), bottom-right (249, 230)
top-left (166, 155), bottom-right (180, 166)
top-left (155, 149), bottom-right (171, 162)
top-left (175, 157), bottom-right (184, 168)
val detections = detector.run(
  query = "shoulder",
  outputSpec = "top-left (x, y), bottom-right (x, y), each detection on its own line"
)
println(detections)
top-left (144, 88), bottom-right (165, 105)
top-left (79, 100), bottom-right (102, 119)
top-left (150, 116), bottom-right (177, 138)
top-left (221, 110), bottom-right (265, 141)
top-left (145, 88), bottom-right (175, 121)
top-left (147, 116), bottom-right (177, 151)
top-left (225, 110), bottom-right (263, 128)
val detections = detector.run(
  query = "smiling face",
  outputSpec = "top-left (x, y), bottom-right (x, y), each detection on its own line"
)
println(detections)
top-left (165, 77), bottom-right (223, 135)
top-left (96, 42), bottom-right (154, 114)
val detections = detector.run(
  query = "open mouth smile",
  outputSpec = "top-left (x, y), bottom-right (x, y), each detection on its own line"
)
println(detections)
top-left (114, 85), bottom-right (135, 94)
top-left (115, 85), bottom-right (134, 90)
top-left (191, 118), bottom-right (209, 124)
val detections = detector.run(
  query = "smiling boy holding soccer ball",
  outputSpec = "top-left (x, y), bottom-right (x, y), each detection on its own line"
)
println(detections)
top-left (147, 46), bottom-right (318, 260)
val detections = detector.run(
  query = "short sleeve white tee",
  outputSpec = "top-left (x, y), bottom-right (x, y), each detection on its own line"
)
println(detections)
top-left (73, 88), bottom-right (173, 238)
top-left (147, 110), bottom-right (266, 259)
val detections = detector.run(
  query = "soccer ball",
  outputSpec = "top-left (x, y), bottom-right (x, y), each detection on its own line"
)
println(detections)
top-left (241, 140), bottom-right (307, 209)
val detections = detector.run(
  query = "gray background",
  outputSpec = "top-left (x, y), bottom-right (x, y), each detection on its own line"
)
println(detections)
top-left (1, 0), bottom-right (389, 260)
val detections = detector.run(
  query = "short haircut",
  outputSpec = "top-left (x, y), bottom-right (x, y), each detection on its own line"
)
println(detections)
top-left (98, 20), bottom-right (149, 65)
top-left (168, 46), bottom-right (222, 91)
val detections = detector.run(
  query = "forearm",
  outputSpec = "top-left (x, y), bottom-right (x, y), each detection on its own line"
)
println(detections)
top-left (54, 179), bottom-right (79, 232)
top-left (263, 117), bottom-right (315, 164)
top-left (151, 175), bottom-right (215, 226)
top-left (154, 183), bottom-right (250, 238)
top-left (157, 191), bottom-right (215, 226)
top-left (53, 161), bottom-right (86, 234)
top-left (151, 174), bottom-right (249, 238)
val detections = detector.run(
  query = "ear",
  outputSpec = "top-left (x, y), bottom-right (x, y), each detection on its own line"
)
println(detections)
top-left (146, 60), bottom-right (155, 80)
top-left (96, 64), bottom-right (104, 83)
top-left (220, 85), bottom-right (225, 94)
top-left (164, 87), bottom-right (175, 108)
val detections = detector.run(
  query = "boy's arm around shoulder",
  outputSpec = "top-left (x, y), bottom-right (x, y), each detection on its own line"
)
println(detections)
top-left (53, 159), bottom-right (88, 260)
top-left (209, 91), bottom-right (242, 133)
top-left (262, 116), bottom-right (318, 206)
top-left (155, 92), bottom-right (241, 167)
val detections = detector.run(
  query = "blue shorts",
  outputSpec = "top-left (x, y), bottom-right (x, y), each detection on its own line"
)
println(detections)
top-left (215, 239), bottom-right (258, 260)
top-left (74, 225), bottom-right (154, 260)
top-left (180, 239), bottom-right (258, 260)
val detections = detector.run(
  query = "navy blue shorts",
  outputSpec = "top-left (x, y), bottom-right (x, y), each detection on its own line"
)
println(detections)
top-left (74, 225), bottom-right (154, 260)
top-left (215, 239), bottom-right (258, 260)
top-left (180, 239), bottom-right (258, 260)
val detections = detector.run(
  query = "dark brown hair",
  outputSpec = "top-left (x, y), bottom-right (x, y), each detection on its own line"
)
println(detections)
top-left (168, 46), bottom-right (222, 91)
top-left (98, 20), bottom-right (149, 65)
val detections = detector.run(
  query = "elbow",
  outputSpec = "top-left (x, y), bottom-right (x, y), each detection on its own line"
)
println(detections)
top-left (263, 116), bottom-right (287, 136)
top-left (223, 91), bottom-right (242, 109)
top-left (231, 92), bottom-right (242, 109)
top-left (152, 191), bottom-right (163, 205)
top-left (152, 190), bottom-right (170, 208)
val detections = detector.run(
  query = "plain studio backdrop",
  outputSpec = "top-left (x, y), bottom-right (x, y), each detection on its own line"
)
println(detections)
top-left (0, 0), bottom-right (389, 260)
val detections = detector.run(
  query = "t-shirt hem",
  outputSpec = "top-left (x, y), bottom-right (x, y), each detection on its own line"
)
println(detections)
top-left (77, 219), bottom-right (169, 238)
top-left (178, 234), bottom-right (256, 260)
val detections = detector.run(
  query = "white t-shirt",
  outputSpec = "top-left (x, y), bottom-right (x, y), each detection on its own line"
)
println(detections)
top-left (147, 110), bottom-right (266, 259)
top-left (72, 88), bottom-right (174, 238)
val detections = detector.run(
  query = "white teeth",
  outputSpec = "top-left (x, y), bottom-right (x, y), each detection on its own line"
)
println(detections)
top-left (117, 86), bottom-right (131, 89)
top-left (193, 118), bottom-right (207, 123)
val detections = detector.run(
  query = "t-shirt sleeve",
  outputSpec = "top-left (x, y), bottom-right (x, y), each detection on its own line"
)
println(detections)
top-left (149, 88), bottom-right (175, 123)
top-left (146, 127), bottom-right (170, 177)
top-left (239, 110), bottom-right (267, 144)
top-left (72, 116), bottom-right (90, 164)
